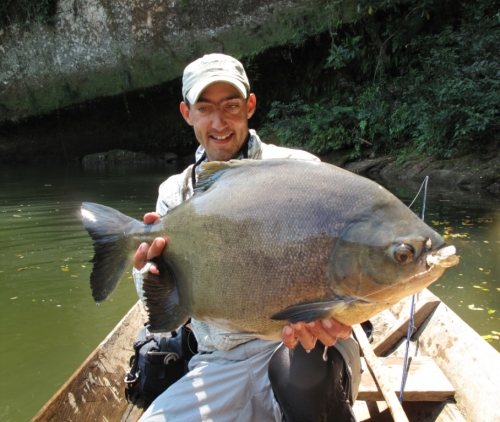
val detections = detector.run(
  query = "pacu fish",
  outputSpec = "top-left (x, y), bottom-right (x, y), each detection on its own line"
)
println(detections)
top-left (81, 159), bottom-right (458, 338)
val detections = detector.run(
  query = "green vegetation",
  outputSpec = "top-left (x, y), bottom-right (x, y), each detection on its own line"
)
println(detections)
top-left (0, 0), bottom-right (57, 28)
top-left (258, 0), bottom-right (500, 159)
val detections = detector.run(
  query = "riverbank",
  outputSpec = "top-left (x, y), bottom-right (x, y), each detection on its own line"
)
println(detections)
top-left (81, 147), bottom-right (500, 196)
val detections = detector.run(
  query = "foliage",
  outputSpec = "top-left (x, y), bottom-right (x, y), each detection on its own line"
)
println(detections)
top-left (0, 0), bottom-right (57, 28)
top-left (259, 0), bottom-right (500, 159)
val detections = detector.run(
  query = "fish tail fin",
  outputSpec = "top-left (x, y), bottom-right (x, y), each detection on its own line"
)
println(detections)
top-left (81, 202), bottom-right (143, 303)
top-left (142, 258), bottom-right (190, 332)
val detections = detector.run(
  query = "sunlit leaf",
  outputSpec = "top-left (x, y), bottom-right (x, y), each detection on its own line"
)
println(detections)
top-left (18, 267), bottom-right (29, 271)
top-left (482, 335), bottom-right (499, 341)
top-left (10, 297), bottom-right (18, 300)
top-left (61, 267), bottom-right (69, 272)
top-left (468, 304), bottom-right (484, 310)
top-left (492, 331), bottom-right (500, 335)
top-left (487, 309), bottom-right (496, 315)
top-left (368, 5), bottom-right (373, 15)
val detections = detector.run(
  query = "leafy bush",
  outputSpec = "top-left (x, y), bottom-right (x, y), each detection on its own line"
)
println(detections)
top-left (260, 0), bottom-right (500, 159)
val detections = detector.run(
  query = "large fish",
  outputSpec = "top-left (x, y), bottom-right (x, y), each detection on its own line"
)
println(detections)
top-left (81, 159), bottom-right (458, 338)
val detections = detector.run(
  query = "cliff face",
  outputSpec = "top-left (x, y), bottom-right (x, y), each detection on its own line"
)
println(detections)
top-left (0, 0), bottom-right (351, 124)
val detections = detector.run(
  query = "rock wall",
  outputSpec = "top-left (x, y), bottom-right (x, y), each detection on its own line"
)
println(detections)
top-left (0, 0), bottom-right (353, 123)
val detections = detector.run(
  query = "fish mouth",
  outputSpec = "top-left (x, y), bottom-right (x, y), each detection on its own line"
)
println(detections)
top-left (426, 245), bottom-right (459, 268)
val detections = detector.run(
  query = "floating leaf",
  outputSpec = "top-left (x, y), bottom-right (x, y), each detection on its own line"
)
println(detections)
top-left (61, 267), bottom-right (69, 272)
top-left (482, 335), bottom-right (499, 341)
top-left (492, 331), bottom-right (500, 335)
top-left (18, 267), bottom-right (29, 271)
top-left (487, 310), bottom-right (496, 315)
top-left (13, 215), bottom-right (21, 217)
top-left (10, 297), bottom-right (18, 300)
top-left (468, 304), bottom-right (484, 311)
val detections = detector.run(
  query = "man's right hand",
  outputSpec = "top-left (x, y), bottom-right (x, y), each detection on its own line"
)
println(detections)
top-left (133, 212), bottom-right (165, 273)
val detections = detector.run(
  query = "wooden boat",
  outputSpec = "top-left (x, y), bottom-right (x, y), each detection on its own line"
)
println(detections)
top-left (31, 289), bottom-right (500, 422)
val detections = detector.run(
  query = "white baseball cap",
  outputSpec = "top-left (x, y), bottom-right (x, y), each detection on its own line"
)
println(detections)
top-left (182, 54), bottom-right (250, 104)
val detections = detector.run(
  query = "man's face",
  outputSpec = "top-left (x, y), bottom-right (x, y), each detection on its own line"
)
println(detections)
top-left (180, 82), bottom-right (256, 162)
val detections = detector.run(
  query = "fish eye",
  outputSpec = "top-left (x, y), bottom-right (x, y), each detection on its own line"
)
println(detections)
top-left (394, 244), bottom-right (414, 264)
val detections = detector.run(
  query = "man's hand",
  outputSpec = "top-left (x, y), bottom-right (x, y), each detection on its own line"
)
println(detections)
top-left (132, 212), bottom-right (165, 273)
top-left (281, 318), bottom-right (352, 350)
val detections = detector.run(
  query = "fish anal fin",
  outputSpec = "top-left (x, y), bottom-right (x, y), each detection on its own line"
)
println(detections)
top-left (142, 258), bottom-right (189, 333)
top-left (271, 300), bottom-right (349, 324)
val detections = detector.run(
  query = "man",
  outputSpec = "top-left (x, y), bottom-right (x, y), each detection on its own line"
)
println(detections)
top-left (133, 53), bottom-right (360, 421)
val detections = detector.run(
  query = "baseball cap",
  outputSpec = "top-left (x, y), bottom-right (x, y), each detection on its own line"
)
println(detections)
top-left (182, 54), bottom-right (250, 104)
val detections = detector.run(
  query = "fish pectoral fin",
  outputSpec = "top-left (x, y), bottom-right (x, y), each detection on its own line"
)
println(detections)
top-left (271, 300), bottom-right (349, 324)
top-left (142, 258), bottom-right (190, 333)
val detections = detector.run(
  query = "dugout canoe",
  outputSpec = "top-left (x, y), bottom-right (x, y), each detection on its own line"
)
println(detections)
top-left (31, 289), bottom-right (500, 422)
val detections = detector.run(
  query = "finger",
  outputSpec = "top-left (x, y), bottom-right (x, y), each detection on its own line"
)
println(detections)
top-left (133, 243), bottom-right (150, 270)
top-left (147, 237), bottom-right (166, 261)
top-left (322, 318), bottom-right (352, 340)
top-left (143, 212), bottom-right (161, 224)
top-left (281, 325), bottom-right (298, 349)
top-left (306, 321), bottom-right (338, 347)
top-left (293, 322), bottom-right (317, 351)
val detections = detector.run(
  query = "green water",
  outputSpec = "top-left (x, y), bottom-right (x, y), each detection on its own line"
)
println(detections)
top-left (0, 164), bottom-right (499, 421)
top-left (0, 163), bottom-right (184, 421)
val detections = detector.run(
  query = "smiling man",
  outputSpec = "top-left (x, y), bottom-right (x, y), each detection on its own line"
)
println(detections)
top-left (133, 54), bottom-right (361, 422)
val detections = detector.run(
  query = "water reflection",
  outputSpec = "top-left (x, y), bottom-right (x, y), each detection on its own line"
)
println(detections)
top-left (0, 163), bottom-right (498, 422)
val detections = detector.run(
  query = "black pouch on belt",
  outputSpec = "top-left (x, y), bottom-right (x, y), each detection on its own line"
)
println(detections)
top-left (125, 321), bottom-right (198, 403)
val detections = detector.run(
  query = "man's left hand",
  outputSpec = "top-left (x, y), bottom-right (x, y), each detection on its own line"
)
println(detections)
top-left (281, 318), bottom-right (352, 350)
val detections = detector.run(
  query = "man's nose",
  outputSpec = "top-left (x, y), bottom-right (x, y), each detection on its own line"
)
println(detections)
top-left (212, 109), bottom-right (227, 130)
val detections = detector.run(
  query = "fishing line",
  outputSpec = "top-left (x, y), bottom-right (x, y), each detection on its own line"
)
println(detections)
top-left (399, 175), bottom-right (429, 403)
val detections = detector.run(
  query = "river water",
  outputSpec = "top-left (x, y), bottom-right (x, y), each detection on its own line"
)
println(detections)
top-left (0, 163), bottom-right (499, 421)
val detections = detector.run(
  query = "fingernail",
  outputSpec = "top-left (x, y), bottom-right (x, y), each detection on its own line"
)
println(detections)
top-left (140, 243), bottom-right (149, 252)
top-left (322, 319), bottom-right (332, 329)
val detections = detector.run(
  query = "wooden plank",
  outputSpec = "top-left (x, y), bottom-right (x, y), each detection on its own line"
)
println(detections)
top-left (372, 292), bottom-right (441, 356)
top-left (31, 301), bottom-right (147, 422)
top-left (353, 324), bottom-right (410, 422)
top-left (353, 400), bottom-right (467, 422)
top-left (357, 357), bottom-right (455, 402)
top-left (417, 302), bottom-right (500, 422)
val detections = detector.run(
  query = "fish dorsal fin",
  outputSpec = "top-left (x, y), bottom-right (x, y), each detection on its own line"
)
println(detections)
top-left (195, 159), bottom-right (249, 193)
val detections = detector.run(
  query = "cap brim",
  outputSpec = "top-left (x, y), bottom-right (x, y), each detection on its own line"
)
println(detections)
top-left (185, 76), bottom-right (248, 104)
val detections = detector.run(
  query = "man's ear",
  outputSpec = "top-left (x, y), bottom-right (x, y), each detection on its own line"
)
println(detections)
top-left (246, 94), bottom-right (257, 119)
top-left (180, 102), bottom-right (192, 125)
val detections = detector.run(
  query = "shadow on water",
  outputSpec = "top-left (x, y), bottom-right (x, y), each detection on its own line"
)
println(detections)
top-left (0, 164), bottom-right (498, 421)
